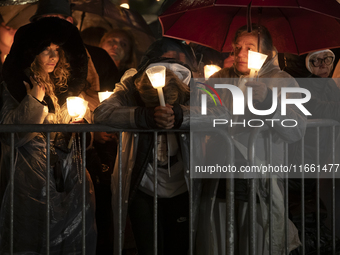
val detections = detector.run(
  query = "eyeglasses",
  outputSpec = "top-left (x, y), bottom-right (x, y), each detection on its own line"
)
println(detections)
top-left (309, 56), bottom-right (334, 67)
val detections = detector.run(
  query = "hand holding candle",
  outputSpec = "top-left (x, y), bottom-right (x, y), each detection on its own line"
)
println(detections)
top-left (146, 66), bottom-right (166, 106)
top-left (67, 97), bottom-right (88, 149)
top-left (67, 97), bottom-right (88, 121)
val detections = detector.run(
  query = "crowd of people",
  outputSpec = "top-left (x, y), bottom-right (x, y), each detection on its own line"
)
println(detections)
top-left (0, 0), bottom-right (340, 254)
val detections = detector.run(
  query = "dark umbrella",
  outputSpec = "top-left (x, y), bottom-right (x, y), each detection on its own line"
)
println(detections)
top-left (71, 0), bottom-right (155, 57)
top-left (0, 1), bottom-right (38, 29)
top-left (0, 0), bottom-right (155, 57)
top-left (159, 0), bottom-right (340, 55)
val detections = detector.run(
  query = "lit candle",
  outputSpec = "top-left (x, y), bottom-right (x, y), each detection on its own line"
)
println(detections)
top-left (67, 96), bottom-right (88, 121)
top-left (248, 50), bottom-right (268, 79)
top-left (66, 96), bottom-right (88, 149)
top-left (204, 65), bottom-right (221, 79)
top-left (98, 91), bottom-right (114, 103)
top-left (146, 66), bottom-right (166, 106)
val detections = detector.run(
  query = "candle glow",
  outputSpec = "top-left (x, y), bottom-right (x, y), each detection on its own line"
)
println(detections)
top-left (204, 65), bottom-right (221, 79)
top-left (98, 91), bottom-right (114, 103)
top-left (67, 97), bottom-right (88, 120)
top-left (146, 66), bottom-right (166, 106)
top-left (248, 50), bottom-right (268, 78)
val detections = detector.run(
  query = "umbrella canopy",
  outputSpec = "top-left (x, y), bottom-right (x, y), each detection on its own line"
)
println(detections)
top-left (71, 0), bottom-right (155, 56)
top-left (0, 0), bottom-right (155, 56)
top-left (159, 0), bottom-right (340, 55)
top-left (0, 1), bottom-right (38, 29)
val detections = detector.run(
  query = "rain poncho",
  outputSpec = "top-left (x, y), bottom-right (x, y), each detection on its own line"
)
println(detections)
top-left (94, 57), bottom-right (229, 254)
top-left (0, 18), bottom-right (96, 254)
top-left (197, 51), bottom-right (306, 255)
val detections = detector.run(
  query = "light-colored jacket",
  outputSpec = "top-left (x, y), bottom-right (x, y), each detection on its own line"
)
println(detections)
top-left (94, 68), bottom-right (230, 255)
top-left (197, 52), bottom-right (306, 255)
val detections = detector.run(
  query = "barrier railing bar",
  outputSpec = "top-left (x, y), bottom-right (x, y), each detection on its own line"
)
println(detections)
top-left (153, 131), bottom-right (158, 255)
top-left (46, 132), bottom-right (51, 255)
top-left (0, 124), bottom-right (186, 133)
top-left (226, 176), bottom-right (234, 255)
top-left (284, 142), bottom-right (289, 255)
top-left (118, 131), bottom-right (123, 255)
top-left (268, 132), bottom-right (273, 255)
top-left (248, 127), bottom-right (266, 255)
top-left (301, 136), bottom-right (305, 255)
top-left (316, 127), bottom-right (320, 255)
top-left (0, 120), bottom-right (337, 133)
top-left (225, 128), bottom-right (235, 255)
top-left (332, 126), bottom-right (336, 255)
top-left (189, 131), bottom-right (193, 255)
top-left (305, 119), bottom-right (339, 128)
top-left (10, 132), bottom-right (14, 255)
top-left (249, 179), bottom-right (256, 255)
top-left (4, 119), bottom-right (340, 254)
top-left (81, 132), bottom-right (86, 255)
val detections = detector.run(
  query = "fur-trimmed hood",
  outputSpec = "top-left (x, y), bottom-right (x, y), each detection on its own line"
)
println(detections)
top-left (2, 17), bottom-right (88, 106)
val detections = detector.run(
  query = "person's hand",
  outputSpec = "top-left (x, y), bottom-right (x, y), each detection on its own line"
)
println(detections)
top-left (154, 104), bottom-right (175, 129)
top-left (70, 118), bottom-right (85, 124)
top-left (94, 132), bottom-right (117, 144)
top-left (23, 75), bottom-right (45, 102)
top-left (245, 81), bottom-right (268, 103)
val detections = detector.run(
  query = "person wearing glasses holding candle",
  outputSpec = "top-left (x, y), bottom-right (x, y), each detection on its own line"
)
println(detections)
top-left (204, 24), bottom-right (306, 255)
top-left (0, 18), bottom-right (96, 254)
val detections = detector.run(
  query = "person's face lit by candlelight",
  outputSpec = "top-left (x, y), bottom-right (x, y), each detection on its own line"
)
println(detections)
top-left (233, 34), bottom-right (258, 74)
top-left (36, 43), bottom-right (60, 73)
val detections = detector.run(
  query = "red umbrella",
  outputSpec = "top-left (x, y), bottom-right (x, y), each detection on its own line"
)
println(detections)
top-left (159, 0), bottom-right (340, 55)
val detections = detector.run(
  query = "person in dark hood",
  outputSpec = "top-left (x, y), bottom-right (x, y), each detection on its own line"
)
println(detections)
top-left (94, 34), bottom-right (228, 254)
top-left (94, 57), bottom-right (191, 255)
top-left (30, 0), bottom-right (120, 110)
top-left (139, 37), bottom-right (199, 77)
top-left (0, 17), bottom-right (96, 254)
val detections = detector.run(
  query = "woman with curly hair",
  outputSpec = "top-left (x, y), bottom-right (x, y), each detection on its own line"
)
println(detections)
top-left (0, 17), bottom-right (96, 254)
top-left (26, 43), bottom-right (70, 120)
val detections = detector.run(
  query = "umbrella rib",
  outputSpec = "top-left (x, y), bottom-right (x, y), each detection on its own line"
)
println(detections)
top-left (294, 0), bottom-right (301, 8)
top-left (7, 4), bottom-right (35, 25)
top-left (221, 7), bottom-right (241, 52)
top-left (102, 17), bottom-right (113, 30)
top-left (278, 8), bottom-right (299, 55)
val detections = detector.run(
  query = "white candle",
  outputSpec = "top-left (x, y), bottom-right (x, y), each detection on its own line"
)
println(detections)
top-left (146, 65), bottom-right (166, 106)
top-left (204, 65), bottom-right (221, 79)
top-left (98, 91), bottom-right (114, 103)
top-left (66, 96), bottom-right (88, 149)
top-left (67, 97), bottom-right (88, 121)
top-left (157, 87), bottom-right (166, 107)
top-left (248, 50), bottom-right (268, 79)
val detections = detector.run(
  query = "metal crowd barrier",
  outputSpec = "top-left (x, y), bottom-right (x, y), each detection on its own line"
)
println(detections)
top-left (0, 124), bottom-right (234, 255)
top-left (247, 119), bottom-right (340, 255)
top-left (1, 119), bottom-right (339, 255)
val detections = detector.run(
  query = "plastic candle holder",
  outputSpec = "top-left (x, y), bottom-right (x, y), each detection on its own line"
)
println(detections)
top-left (146, 66), bottom-right (166, 106)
